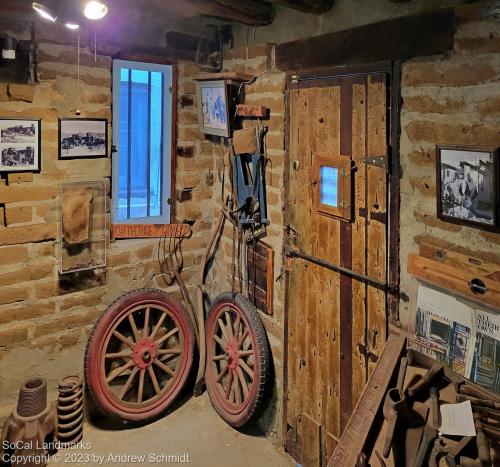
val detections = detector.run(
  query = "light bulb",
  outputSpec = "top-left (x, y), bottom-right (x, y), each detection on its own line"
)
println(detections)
top-left (32, 2), bottom-right (57, 22)
top-left (84, 1), bottom-right (108, 20)
top-left (65, 22), bottom-right (80, 30)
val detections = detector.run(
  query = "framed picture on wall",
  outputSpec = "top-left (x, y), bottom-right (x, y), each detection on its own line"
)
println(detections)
top-left (0, 118), bottom-right (41, 172)
top-left (59, 118), bottom-right (108, 160)
top-left (195, 80), bottom-right (230, 137)
top-left (436, 145), bottom-right (499, 231)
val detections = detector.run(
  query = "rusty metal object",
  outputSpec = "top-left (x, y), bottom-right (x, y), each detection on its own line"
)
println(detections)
top-left (382, 388), bottom-right (408, 458)
top-left (414, 425), bottom-right (437, 467)
top-left (57, 376), bottom-right (83, 446)
top-left (445, 436), bottom-right (474, 467)
top-left (429, 437), bottom-right (450, 467)
top-left (457, 394), bottom-right (500, 410)
top-left (0, 378), bottom-right (57, 467)
top-left (430, 387), bottom-right (440, 429)
top-left (474, 413), bottom-right (492, 466)
top-left (406, 363), bottom-right (444, 399)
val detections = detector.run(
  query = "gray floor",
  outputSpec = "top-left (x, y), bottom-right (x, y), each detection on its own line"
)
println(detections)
top-left (49, 393), bottom-right (295, 467)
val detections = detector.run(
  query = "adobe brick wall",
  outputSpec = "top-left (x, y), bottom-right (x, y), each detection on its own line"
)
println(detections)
top-left (0, 23), bottom-right (211, 423)
top-left (399, 3), bottom-right (500, 329)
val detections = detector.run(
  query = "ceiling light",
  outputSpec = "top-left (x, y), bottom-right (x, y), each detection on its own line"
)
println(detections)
top-left (32, 2), bottom-right (57, 22)
top-left (65, 22), bottom-right (80, 30)
top-left (84, 1), bottom-right (108, 20)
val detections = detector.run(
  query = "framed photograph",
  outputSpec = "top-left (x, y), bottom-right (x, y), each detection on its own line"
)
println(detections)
top-left (59, 118), bottom-right (108, 159)
top-left (437, 145), bottom-right (499, 231)
top-left (195, 80), bottom-right (230, 137)
top-left (0, 118), bottom-right (41, 172)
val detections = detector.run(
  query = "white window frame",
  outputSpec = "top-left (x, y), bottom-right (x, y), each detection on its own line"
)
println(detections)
top-left (111, 59), bottom-right (173, 224)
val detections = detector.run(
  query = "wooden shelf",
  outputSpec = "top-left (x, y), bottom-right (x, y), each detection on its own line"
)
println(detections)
top-left (193, 72), bottom-right (254, 82)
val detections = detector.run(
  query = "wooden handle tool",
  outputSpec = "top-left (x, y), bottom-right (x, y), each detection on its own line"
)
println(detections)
top-left (407, 363), bottom-right (444, 399)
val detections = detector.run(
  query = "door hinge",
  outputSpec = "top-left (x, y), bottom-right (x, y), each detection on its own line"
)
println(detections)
top-left (357, 343), bottom-right (379, 363)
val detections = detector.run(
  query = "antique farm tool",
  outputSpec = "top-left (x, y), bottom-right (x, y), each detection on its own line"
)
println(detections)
top-left (85, 289), bottom-right (195, 422)
top-left (474, 413), bottom-right (492, 466)
top-left (445, 436), bottom-right (474, 467)
top-left (407, 363), bottom-right (444, 399)
top-left (57, 376), bottom-right (83, 446)
top-left (430, 387), bottom-right (440, 429)
top-left (204, 292), bottom-right (270, 428)
top-left (396, 356), bottom-right (408, 392)
top-left (382, 388), bottom-right (409, 458)
top-left (414, 425), bottom-right (438, 467)
top-left (0, 378), bottom-right (57, 467)
top-left (456, 395), bottom-right (500, 410)
top-left (329, 336), bottom-right (407, 467)
top-left (429, 437), bottom-right (451, 467)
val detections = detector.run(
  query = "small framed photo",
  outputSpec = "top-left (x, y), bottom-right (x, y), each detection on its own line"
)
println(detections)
top-left (196, 80), bottom-right (230, 137)
top-left (437, 145), bottom-right (499, 231)
top-left (59, 118), bottom-right (108, 160)
top-left (0, 118), bottom-right (41, 172)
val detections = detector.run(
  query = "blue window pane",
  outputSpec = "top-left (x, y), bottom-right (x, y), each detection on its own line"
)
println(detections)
top-left (320, 166), bottom-right (338, 207)
top-left (149, 71), bottom-right (163, 217)
top-left (118, 69), bottom-right (130, 220)
top-left (129, 69), bottom-right (149, 219)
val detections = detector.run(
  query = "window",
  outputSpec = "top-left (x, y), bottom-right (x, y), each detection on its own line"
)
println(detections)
top-left (112, 60), bottom-right (173, 224)
top-left (313, 155), bottom-right (352, 221)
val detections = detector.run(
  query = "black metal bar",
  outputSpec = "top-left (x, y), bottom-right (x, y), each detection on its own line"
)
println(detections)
top-left (147, 71), bottom-right (151, 218)
top-left (285, 247), bottom-right (398, 293)
top-left (127, 68), bottom-right (131, 220)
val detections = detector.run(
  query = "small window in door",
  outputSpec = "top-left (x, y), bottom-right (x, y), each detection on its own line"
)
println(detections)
top-left (314, 155), bottom-right (352, 221)
top-left (112, 60), bottom-right (173, 224)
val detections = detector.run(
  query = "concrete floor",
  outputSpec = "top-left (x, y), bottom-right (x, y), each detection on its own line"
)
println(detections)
top-left (49, 393), bottom-right (295, 467)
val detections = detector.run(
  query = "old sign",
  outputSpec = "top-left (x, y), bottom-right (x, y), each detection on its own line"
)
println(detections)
top-left (111, 224), bottom-right (191, 239)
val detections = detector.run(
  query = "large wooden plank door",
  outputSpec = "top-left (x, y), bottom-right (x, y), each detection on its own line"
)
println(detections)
top-left (285, 72), bottom-right (389, 466)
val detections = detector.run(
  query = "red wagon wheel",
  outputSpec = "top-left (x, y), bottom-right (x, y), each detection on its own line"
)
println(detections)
top-left (85, 289), bottom-right (194, 422)
top-left (205, 292), bottom-right (269, 428)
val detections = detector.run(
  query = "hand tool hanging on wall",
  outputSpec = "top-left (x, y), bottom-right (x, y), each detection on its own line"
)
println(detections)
top-left (230, 127), bottom-right (269, 229)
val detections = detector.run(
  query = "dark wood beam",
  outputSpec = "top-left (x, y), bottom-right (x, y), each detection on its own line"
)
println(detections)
top-left (276, 8), bottom-right (456, 71)
top-left (274, 0), bottom-right (335, 15)
top-left (193, 0), bottom-right (275, 25)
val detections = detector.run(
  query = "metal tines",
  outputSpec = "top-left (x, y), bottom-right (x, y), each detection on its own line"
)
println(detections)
top-left (57, 375), bottom-right (84, 446)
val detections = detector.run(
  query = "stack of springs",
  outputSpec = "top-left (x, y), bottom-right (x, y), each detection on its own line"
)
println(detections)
top-left (57, 376), bottom-right (84, 446)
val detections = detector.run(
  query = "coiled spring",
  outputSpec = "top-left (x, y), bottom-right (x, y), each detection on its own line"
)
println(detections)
top-left (57, 376), bottom-right (84, 446)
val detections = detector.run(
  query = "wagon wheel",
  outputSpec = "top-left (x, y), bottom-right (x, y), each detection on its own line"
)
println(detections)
top-left (85, 289), bottom-right (194, 422)
top-left (205, 292), bottom-right (269, 428)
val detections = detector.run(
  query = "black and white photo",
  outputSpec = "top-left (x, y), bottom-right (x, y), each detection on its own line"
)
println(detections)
top-left (437, 145), bottom-right (499, 231)
top-left (59, 118), bottom-right (108, 159)
top-left (0, 119), bottom-right (40, 172)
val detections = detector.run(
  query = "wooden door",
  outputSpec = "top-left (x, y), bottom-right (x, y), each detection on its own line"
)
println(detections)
top-left (285, 72), bottom-right (390, 466)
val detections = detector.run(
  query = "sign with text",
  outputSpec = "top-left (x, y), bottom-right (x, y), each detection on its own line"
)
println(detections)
top-left (111, 224), bottom-right (191, 239)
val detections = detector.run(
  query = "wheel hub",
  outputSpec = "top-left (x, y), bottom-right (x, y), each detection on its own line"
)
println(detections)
top-left (225, 339), bottom-right (239, 371)
top-left (133, 339), bottom-right (157, 369)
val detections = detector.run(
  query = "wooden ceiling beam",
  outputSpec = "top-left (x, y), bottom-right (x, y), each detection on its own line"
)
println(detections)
top-left (274, 0), bottom-right (335, 15)
top-left (276, 8), bottom-right (456, 71)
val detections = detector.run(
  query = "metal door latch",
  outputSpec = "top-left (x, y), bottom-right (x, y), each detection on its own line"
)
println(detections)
top-left (357, 343), bottom-right (379, 363)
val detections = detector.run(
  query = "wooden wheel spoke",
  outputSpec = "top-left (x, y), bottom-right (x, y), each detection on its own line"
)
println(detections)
top-left (218, 318), bottom-right (230, 343)
top-left (225, 311), bottom-right (234, 338)
top-left (113, 330), bottom-right (135, 349)
top-left (238, 349), bottom-right (253, 357)
top-left (239, 358), bottom-right (254, 379)
top-left (128, 314), bottom-right (141, 343)
top-left (106, 359), bottom-right (134, 383)
top-left (234, 373), bottom-right (241, 404)
top-left (217, 364), bottom-right (229, 383)
top-left (157, 348), bottom-right (181, 356)
top-left (105, 350), bottom-right (132, 359)
top-left (155, 326), bottom-right (179, 346)
top-left (143, 307), bottom-right (150, 339)
top-left (225, 371), bottom-right (233, 400)
top-left (137, 369), bottom-right (145, 403)
top-left (147, 366), bottom-right (161, 395)
top-left (149, 312), bottom-right (167, 341)
top-left (118, 367), bottom-right (139, 400)
top-left (212, 334), bottom-right (226, 348)
top-left (234, 315), bottom-right (241, 340)
top-left (154, 358), bottom-right (175, 377)
top-left (237, 367), bottom-right (249, 397)
top-left (238, 329), bottom-right (249, 348)
top-left (212, 354), bottom-right (226, 361)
